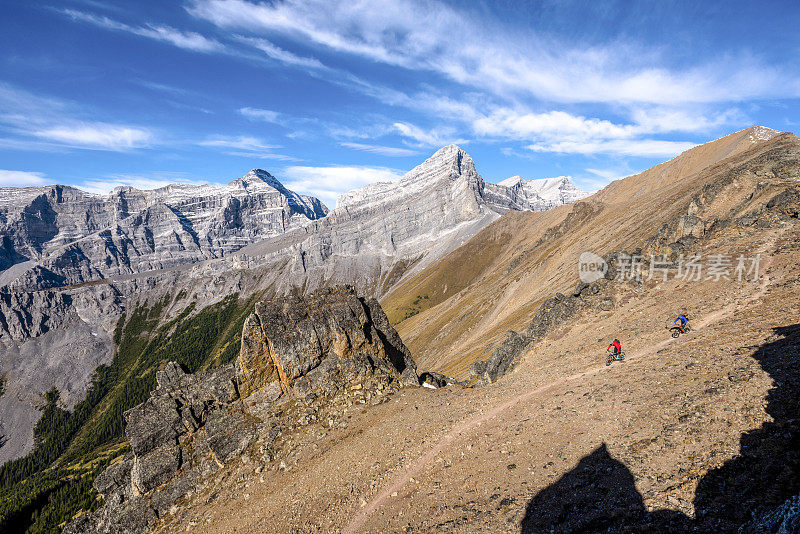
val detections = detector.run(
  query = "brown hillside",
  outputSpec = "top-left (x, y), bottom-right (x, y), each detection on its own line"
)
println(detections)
top-left (382, 127), bottom-right (798, 378)
top-left (156, 127), bottom-right (800, 534)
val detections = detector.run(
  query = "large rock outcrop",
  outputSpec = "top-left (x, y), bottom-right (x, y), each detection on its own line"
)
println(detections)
top-left (237, 286), bottom-right (418, 398)
top-left (64, 287), bottom-right (418, 534)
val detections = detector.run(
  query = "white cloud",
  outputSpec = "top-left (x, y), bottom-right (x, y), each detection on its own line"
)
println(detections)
top-left (227, 151), bottom-right (299, 161)
top-left (528, 139), bottom-right (696, 158)
top-left (474, 110), bottom-right (635, 142)
top-left (198, 135), bottom-right (298, 160)
top-left (236, 36), bottom-right (327, 69)
top-left (0, 84), bottom-right (155, 152)
top-left (34, 123), bottom-right (153, 150)
top-left (476, 108), bottom-right (707, 157)
top-left (187, 0), bottom-right (799, 105)
top-left (281, 165), bottom-right (403, 207)
top-left (340, 142), bottom-right (418, 156)
top-left (198, 135), bottom-right (279, 151)
top-left (62, 9), bottom-right (226, 53)
top-left (393, 122), bottom-right (468, 147)
top-left (78, 173), bottom-right (210, 194)
top-left (239, 107), bottom-right (283, 123)
top-left (0, 170), bottom-right (50, 187)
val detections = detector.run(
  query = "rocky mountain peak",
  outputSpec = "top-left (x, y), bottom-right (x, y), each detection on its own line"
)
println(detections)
top-left (495, 175), bottom-right (590, 207)
top-left (231, 169), bottom-right (285, 191)
top-left (501, 175), bottom-right (524, 188)
top-left (409, 144), bottom-right (475, 182)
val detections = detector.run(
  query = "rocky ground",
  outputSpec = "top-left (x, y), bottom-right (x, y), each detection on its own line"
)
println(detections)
top-left (137, 212), bottom-right (800, 532)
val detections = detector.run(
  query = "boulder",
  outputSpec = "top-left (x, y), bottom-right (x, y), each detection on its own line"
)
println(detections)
top-left (419, 372), bottom-right (450, 388)
top-left (483, 331), bottom-right (528, 384)
top-left (469, 360), bottom-right (487, 378)
top-left (236, 286), bottom-right (417, 398)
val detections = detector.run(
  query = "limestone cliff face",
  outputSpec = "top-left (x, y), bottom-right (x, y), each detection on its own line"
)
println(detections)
top-left (64, 288), bottom-right (417, 534)
top-left (0, 170), bottom-right (328, 291)
top-left (235, 145), bottom-right (587, 296)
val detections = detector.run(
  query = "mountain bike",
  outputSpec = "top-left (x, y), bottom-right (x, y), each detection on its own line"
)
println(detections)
top-left (606, 351), bottom-right (626, 366)
top-left (670, 324), bottom-right (691, 338)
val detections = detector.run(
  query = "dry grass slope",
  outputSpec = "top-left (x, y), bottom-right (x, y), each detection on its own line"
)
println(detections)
top-left (383, 127), bottom-right (798, 379)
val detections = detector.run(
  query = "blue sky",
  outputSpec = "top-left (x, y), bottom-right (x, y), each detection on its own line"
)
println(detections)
top-left (1, 0), bottom-right (799, 207)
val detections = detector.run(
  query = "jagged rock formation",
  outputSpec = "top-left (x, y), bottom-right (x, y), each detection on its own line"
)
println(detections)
top-left (62, 362), bottom-right (253, 534)
top-left (0, 145), bottom-right (583, 467)
top-left (64, 287), bottom-right (418, 534)
top-left (235, 145), bottom-right (588, 296)
top-left (236, 286), bottom-right (418, 398)
top-left (0, 170), bottom-right (328, 291)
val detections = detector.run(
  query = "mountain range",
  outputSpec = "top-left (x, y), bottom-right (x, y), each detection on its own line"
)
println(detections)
top-left (0, 145), bottom-right (588, 467)
top-left (2, 125), bottom-right (800, 534)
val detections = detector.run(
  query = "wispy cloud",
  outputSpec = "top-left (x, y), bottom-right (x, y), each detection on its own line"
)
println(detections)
top-left (0, 84), bottom-right (156, 151)
top-left (33, 123), bottom-right (153, 150)
top-left (235, 36), bottom-right (327, 69)
top-left (475, 108), bottom-right (707, 157)
top-left (239, 107), bottom-right (283, 123)
top-left (393, 122), bottom-right (468, 147)
top-left (281, 165), bottom-right (403, 207)
top-left (198, 135), bottom-right (278, 151)
top-left (77, 172), bottom-right (210, 194)
top-left (62, 9), bottom-right (226, 53)
top-left (0, 170), bottom-right (50, 187)
top-left (340, 142), bottom-right (418, 156)
top-left (187, 0), bottom-right (800, 105)
top-left (184, 0), bottom-right (768, 157)
top-left (528, 139), bottom-right (696, 158)
top-left (198, 135), bottom-right (298, 160)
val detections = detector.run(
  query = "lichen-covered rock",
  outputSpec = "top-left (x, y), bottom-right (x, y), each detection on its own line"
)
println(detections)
top-left (236, 286), bottom-right (418, 398)
top-left (65, 287), bottom-right (418, 534)
top-left (525, 293), bottom-right (585, 341)
top-left (766, 188), bottom-right (800, 220)
top-left (469, 360), bottom-right (488, 378)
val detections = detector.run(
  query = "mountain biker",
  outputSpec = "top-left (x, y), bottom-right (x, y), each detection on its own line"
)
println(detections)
top-left (607, 338), bottom-right (622, 357)
top-left (674, 314), bottom-right (689, 333)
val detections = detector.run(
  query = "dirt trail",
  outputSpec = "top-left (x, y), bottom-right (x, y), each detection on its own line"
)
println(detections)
top-left (343, 241), bottom-right (779, 534)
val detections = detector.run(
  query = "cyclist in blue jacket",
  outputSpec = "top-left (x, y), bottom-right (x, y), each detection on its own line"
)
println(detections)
top-left (674, 314), bottom-right (689, 333)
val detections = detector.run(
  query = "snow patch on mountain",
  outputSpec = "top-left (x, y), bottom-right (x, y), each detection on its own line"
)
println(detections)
top-left (748, 126), bottom-right (780, 143)
top-left (497, 175), bottom-right (590, 207)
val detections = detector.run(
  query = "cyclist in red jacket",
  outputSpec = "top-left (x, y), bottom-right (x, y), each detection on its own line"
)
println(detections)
top-left (607, 338), bottom-right (622, 356)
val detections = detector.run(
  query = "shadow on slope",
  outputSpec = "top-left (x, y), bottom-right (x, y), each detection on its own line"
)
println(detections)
top-left (521, 323), bottom-right (800, 533)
